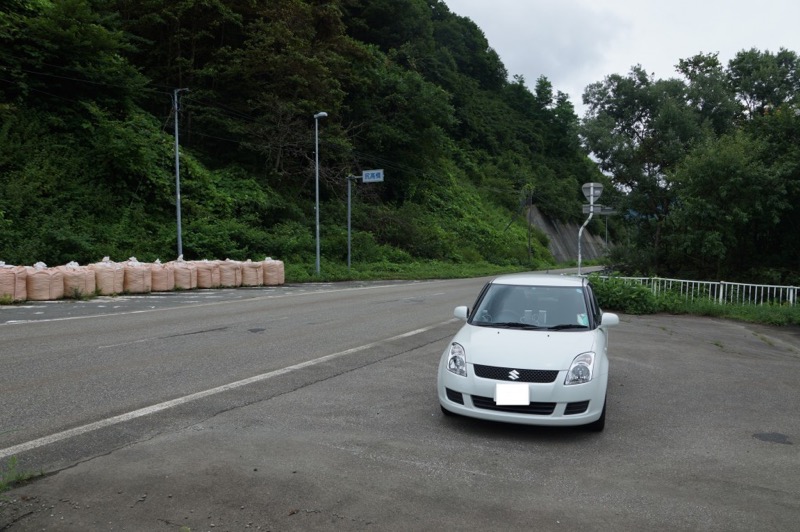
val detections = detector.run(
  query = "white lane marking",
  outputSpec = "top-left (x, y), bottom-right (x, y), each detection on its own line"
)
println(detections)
top-left (0, 281), bottom-right (458, 326)
top-left (97, 337), bottom-right (155, 350)
top-left (0, 319), bottom-right (456, 460)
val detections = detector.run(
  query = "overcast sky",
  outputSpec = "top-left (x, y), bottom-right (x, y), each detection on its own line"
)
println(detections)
top-left (444, 0), bottom-right (800, 116)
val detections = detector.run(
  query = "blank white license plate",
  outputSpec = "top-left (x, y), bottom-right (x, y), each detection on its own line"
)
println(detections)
top-left (495, 383), bottom-right (530, 405)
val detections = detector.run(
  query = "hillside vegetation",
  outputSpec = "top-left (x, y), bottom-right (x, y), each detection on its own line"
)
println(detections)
top-left (0, 0), bottom-right (603, 273)
top-left (2, 0), bottom-right (798, 284)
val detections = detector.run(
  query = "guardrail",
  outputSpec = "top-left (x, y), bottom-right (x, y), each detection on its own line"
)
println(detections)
top-left (599, 276), bottom-right (798, 306)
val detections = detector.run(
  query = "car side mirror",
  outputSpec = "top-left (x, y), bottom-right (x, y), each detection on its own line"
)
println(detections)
top-left (453, 306), bottom-right (469, 321)
top-left (600, 312), bottom-right (619, 327)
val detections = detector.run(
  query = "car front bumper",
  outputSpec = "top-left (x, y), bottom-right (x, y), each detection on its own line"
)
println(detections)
top-left (437, 359), bottom-right (607, 426)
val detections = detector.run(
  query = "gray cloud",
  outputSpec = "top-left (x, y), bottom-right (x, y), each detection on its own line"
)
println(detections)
top-left (445, 0), bottom-right (800, 115)
top-left (447, 1), bottom-right (630, 102)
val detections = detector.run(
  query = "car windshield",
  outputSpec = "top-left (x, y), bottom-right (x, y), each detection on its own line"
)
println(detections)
top-left (471, 283), bottom-right (590, 330)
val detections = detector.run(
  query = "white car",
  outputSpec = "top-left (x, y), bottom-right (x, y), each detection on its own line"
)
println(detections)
top-left (438, 273), bottom-right (619, 431)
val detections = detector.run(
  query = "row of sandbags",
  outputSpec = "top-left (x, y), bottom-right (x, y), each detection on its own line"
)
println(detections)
top-left (0, 257), bottom-right (285, 302)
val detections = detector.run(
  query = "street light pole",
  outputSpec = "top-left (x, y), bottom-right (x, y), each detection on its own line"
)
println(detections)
top-left (346, 174), bottom-right (358, 271)
top-left (313, 112), bottom-right (328, 275)
top-left (173, 88), bottom-right (189, 258)
top-left (578, 182), bottom-right (603, 275)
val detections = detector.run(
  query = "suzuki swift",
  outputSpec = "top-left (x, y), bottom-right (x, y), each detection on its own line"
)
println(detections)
top-left (438, 273), bottom-right (619, 431)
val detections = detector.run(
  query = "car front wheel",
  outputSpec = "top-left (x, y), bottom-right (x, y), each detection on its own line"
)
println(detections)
top-left (585, 397), bottom-right (606, 432)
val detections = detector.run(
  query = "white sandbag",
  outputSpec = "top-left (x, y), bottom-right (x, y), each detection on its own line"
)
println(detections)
top-left (26, 264), bottom-right (64, 301)
top-left (219, 260), bottom-right (242, 287)
top-left (170, 259), bottom-right (197, 290)
top-left (59, 262), bottom-right (96, 298)
top-left (194, 260), bottom-right (220, 288)
top-left (262, 257), bottom-right (285, 286)
top-left (240, 260), bottom-right (263, 287)
top-left (90, 257), bottom-right (124, 295)
top-left (123, 257), bottom-right (152, 294)
top-left (0, 264), bottom-right (27, 301)
top-left (150, 260), bottom-right (175, 292)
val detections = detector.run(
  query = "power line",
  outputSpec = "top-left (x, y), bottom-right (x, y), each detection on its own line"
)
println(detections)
top-left (1, 72), bottom-right (445, 182)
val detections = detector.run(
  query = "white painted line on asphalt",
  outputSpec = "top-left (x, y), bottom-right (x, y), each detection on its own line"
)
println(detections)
top-left (0, 319), bottom-right (457, 460)
top-left (0, 281), bottom-right (454, 326)
top-left (97, 337), bottom-right (156, 350)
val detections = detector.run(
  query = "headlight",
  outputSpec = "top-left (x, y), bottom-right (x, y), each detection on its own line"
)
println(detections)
top-left (446, 342), bottom-right (467, 377)
top-left (565, 352), bottom-right (595, 385)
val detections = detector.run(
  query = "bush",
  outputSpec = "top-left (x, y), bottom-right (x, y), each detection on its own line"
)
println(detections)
top-left (590, 275), bottom-right (658, 314)
top-left (591, 275), bottom-right (800, 326)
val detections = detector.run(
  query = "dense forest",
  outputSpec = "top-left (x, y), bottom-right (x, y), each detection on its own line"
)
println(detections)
top-left (1, 0), bottom-right (798, 283)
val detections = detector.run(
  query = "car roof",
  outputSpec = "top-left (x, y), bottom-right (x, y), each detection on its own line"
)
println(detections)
top-left (490, 273), bottom-right (586, 288)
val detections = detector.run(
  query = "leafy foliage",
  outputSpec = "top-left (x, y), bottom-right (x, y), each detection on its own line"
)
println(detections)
top-left (1, 0), bottom-right (603, 269)
top-left (3, 0), bottom-right (797, 285)
top-left (584, 49), bottom-right (800, 284)
top-left (591, 275), bottom-right (800, 326)
top-left (590, 276), bottom-right (658, 314)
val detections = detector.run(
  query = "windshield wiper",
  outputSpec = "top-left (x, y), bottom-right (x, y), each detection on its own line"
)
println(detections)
top-left (547, 324), bottom-right (589, 330)
top-left (490, 322), bottom-right (547, 330)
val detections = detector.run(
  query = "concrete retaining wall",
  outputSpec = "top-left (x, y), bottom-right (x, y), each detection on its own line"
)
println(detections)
top-left (528, 205), bottom-right (608, 263)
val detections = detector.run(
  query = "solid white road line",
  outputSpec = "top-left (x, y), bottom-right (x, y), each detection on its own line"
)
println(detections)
top-left (0, 320), bottom-right (455, 460)
top-left (1, 281), bottom-right (451, 326)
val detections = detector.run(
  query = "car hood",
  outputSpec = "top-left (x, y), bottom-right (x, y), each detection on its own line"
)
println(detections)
top-left (453, 324), bottom-right (597, 370)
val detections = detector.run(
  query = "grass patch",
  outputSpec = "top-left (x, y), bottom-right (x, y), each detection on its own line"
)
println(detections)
top-left (681, 299), bottom-right (800, 326)
top-left (0, 456), bottom-right (41, 493)
top-left (590, 274), bottom-right (800, 327)
top-left (62, 288), bottom-right (96, 301)
top-left (284, 259), bottom-right (535, 283)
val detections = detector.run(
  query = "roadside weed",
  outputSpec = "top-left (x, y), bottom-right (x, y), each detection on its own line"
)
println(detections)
top-left (0, 456), bottom-right (40, 493)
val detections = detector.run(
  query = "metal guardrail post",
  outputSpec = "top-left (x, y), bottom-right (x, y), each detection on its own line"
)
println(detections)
top-left (609, 276), bottom-right (797, 306)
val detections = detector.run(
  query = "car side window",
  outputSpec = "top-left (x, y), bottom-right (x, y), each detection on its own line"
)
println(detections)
top-left (586, 284), bottom-right (602, 324)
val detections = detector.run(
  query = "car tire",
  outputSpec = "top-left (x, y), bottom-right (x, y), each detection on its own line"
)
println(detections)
top-left (585, 397), bottom-right (606, 432)
top-left (440, 405), bottom-right (456, 417)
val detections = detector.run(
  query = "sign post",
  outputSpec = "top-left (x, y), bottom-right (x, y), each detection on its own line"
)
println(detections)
top-left (347, 170), bottom-right (384, 270)
top-left (578, 183), bottom-right (603, 275)
top-left (347, 175), bottom-right (356, 270)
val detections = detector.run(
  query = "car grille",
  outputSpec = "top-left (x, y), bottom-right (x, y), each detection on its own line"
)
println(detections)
top-left (473, 364), bottom-right (559, 383)
top-left (445, 388), bottom-right (464, 405)
top-left (564, 401), bottom-right (590, 415)
top-left (471, 395), bottom-right (556, 415)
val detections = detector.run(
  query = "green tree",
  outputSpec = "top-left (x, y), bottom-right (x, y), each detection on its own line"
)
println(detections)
top-left (664, 131), bottom-right (787, 279)
top-left (728, 48), bottom-right (800, 117)
top-left (114, 0), bottom-right (246, 88)
top-left (677, 52), bottom-right (741, 135)
top-left (0, 0), bottom-right (614, 270)
top-left (1, 0), bottom-right (146, 114)
top-left (582, 65), bottom-right (704, 272)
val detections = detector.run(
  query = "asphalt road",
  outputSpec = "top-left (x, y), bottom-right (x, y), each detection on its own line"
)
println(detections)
top-left (1, 278), bottom-right (799, 531)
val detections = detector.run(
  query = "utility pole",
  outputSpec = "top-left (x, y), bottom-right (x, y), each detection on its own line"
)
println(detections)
top-left (313, 112), bottom-right (327, 275)
top-left (578, 182), bottom-right (603, 275)
top-left (173, 88), bottom-right (189, 258)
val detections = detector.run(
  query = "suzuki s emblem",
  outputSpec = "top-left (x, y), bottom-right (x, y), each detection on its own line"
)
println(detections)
top-left (508, 369), bottom-right (520, 380)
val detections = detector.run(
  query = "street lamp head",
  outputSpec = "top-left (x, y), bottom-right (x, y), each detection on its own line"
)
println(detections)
top-left (314, 111), bottom-right (328, 119)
